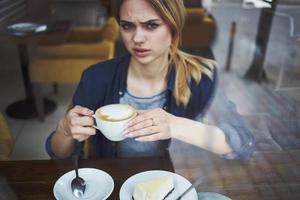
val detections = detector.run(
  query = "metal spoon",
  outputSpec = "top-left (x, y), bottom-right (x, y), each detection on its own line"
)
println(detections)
top-left (176, 176), bottom-right (204, 200)
top-left (71, 155), bottom-right (86, 198)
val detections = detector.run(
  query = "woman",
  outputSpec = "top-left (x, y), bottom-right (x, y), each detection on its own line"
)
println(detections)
top-left (46, 0), bottom-right (255, 159)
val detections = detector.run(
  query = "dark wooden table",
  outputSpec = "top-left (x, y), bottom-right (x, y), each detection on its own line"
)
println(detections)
top-left (173, 149), bottom-right (300, 200)
top-left (0, 157), bottom-right (174, 200)
top-left (0, 150), bottom-right (299, 200)
top-left (0, 20), bottom-right (71, 119)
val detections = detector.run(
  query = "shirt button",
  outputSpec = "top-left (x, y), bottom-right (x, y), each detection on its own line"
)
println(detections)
top-left (118, 91), bottom-right (123, 96)
top-left (249, 142), bottom-right (252, 146)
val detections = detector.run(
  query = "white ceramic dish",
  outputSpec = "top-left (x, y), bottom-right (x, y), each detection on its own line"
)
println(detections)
top-left (7, 23), bottom-right (47, 36)
top-left (119, 170), bottom-right (198, 200)
top-left (53, 168), bottom-right (114, 200)
top-left (198, 192), bottom-right (232, 200)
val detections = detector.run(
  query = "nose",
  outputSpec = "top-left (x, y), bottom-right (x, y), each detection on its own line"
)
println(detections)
top-left (132, 27), bottom-right (146, 44)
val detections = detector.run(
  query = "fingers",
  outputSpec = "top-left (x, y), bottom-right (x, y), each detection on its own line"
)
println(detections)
top-left (62, 105), bottom-right (96, 142)
top-left (137, 110), bottom-right (146, 114)
top-left (69, 116), bottom-right (94, 127)
top-left (124, 118), bottom-right (153, 134)
top-left (127, 109), bottom-right (157, 127)
top-left (124, 108), bottom-right (172, 142)
top-left (70, 126), bottom-right (96, 142)
top-left (71, 105), bottom-right (94, 116)
top-left (72, 134), bottom-right (90, 142)
top-left (125, 125), bottom-right (160, 138)
top-left (135, 134), bottom-right (161, 142)
top-left (70, 126), bottom-right (96, 136)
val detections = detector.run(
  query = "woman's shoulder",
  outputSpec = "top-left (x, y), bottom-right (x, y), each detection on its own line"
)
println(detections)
top-left (190, 58), bottom-right (218, 102)
top-left (194, 57), bottom-right (218, 87)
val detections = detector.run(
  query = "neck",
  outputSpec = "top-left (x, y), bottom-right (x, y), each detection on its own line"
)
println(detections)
top-left (127, 51), bottom-right (169, 97)
top-left (129, 51), bottom-right (169, 82)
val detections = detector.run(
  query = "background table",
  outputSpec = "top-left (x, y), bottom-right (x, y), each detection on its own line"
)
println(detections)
top-left (0, 20), bottom-right (71, 119)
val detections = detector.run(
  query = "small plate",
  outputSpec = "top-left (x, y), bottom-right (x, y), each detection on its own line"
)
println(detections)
top-left (7, 22), bottom-right (47, 36)
top-left (53, 168), bottom-right (114, 200)
top-left (119, 170), bottom-right (198, 200)
top-left (198, 192), bottom-right (232, 200)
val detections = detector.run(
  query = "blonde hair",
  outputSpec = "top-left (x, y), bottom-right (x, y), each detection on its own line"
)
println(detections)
top-left (119, 0), bottom-right (216, 107)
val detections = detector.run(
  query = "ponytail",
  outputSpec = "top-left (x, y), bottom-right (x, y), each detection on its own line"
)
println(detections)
top-left (170, 48), bottom-right (216, 107)
top-left (117, 0), bottom-right (216, 107)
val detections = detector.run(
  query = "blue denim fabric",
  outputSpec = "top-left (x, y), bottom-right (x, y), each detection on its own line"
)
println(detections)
top-left (46, 54), bottom-right (255, 159)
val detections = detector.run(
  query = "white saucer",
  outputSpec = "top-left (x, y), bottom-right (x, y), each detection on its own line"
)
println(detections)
top-left (119, 170), bottom-right (198, 200)
top-left (7, 23), bottom-right (47, 35)
top-left (198, 192), bottom-right (232, 200)
top-left (53, 168), bottom-right (114, 200)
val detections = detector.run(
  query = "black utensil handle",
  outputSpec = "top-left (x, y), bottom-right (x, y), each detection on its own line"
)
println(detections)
top-left (74, 155), bottom-right (79, 178)
top-left (73, 142), bottom-right (82, 178)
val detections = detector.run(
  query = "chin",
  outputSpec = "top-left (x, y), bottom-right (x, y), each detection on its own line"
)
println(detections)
top-left (132, 55), bottom-right (155, 65)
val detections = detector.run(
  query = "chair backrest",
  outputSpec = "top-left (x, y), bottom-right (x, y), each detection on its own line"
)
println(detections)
top-left (51, 0), bottom-right (105, 27)
top-left (182, 8), bottom-right (216, 48)
top-left (29, 17), bottom-right (119, 84)
top-left (64, 17), bottom-right (120, 43)
top-left (0, 113), bottom-right (15, 160)
top-left (101, 17), bottom-right (120, 42)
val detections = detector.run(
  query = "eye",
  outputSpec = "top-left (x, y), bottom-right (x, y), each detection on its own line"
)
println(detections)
top-left (145, 23), bottom-right (159, 30)
top-left (121, 23), bottom-right (134, 31)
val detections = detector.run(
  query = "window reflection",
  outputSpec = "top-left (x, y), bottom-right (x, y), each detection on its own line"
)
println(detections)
top-left (0, 0), bottom-right (299, 199)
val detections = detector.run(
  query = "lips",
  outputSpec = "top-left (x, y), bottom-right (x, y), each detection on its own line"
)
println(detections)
top-left (133, 48), bottom-right (150, 58)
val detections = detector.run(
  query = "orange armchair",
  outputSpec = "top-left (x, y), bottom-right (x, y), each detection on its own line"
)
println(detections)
top-left (29, 17), bottom-right (119, 120)
top-left (182, 8), bottom-right (216, 49)
top-left (0, 113), bottom-right (15, 160)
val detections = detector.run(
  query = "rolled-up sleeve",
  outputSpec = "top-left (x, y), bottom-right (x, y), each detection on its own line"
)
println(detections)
top-left (45, 132), bottom-right (57, 159)
top-left (45, 68), bottom-right (91, 159)
top-left (46, 132), bottom-right (84, 159)
top-left (219, 123), bottom-right (255, 160)
top-left (200, 88), bottom-right (256, 160)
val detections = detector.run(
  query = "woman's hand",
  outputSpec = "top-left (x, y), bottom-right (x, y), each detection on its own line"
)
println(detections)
top-left (123, 108), bottom-right (175, 142)
top-left (59, 105), bottom-right (96, 142)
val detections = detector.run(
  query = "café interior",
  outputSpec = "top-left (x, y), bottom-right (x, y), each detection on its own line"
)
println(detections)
top-left (0, 0), bottom-right (299, 199)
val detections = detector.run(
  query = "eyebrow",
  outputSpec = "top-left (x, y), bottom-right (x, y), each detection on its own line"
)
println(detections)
top-left (119, 19), bottom-right (162, 25)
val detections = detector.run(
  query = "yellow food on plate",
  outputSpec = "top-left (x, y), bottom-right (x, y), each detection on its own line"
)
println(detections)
top-left (132, 176), bottom-right (174, 200)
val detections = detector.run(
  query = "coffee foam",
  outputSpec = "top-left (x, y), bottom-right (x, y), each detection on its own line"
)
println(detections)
top-left (97, 105), bottom-right (135, 121)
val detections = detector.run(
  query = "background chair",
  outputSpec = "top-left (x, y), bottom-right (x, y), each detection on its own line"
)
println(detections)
top-left (51, 0), bottom-right (105, 27)
top-left (29, 17), bottom-right (120, 120)
top-left (182, 8), bottom-right (216, 58)
top-left (0, 113), bottom-right (15, 160)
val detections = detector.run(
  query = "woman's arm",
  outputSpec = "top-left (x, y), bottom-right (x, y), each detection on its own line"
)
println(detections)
top-left (124, 108), bottom-right (233, 156)
top-left (46, 106), bottom-right (96, 159)
top-left (124, 106), bottom-right (255, 159)
top-left (170, 116), bottom-right (232, 155)
top-left (50, 119), bottom-right (77, 158)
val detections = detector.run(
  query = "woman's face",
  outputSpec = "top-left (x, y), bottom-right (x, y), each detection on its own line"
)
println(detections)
top-left (119, 0), bottom-right (172, 65)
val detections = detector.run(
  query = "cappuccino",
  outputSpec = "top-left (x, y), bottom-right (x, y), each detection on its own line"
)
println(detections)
top-left (93, 104), bottom-right (137, 141)
top-left (96, 104), bottom-right (136, 122)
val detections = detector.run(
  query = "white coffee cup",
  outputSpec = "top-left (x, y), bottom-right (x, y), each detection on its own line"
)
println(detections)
top-left (93, 104), bottom-right (137, 141)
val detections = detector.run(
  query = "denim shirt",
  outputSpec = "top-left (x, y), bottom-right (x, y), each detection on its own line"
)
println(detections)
top-left (46, 54), bottom-right (255, 159)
